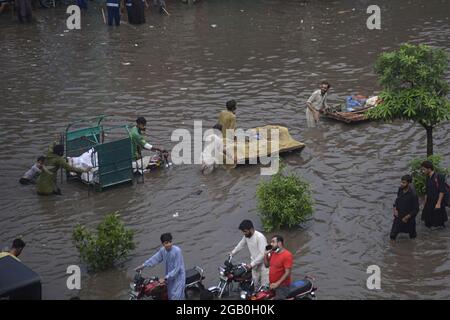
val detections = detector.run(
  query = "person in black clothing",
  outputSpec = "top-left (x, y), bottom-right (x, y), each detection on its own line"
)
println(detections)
top-left (390, 174), bottom-right (419, 241)
top-left (421, 161), bottom-right (448, 228)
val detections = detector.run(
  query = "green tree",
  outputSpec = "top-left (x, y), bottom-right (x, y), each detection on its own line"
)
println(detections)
top-left (367, 44), bottom-right (450, 156)
top-left (256, 166), bottom-right (314, 232)
top-left (73, 212), bottom-right (135, 271)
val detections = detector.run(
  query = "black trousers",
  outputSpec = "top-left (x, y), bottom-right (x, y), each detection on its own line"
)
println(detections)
top-left (390, 217), bottom-right (416, 240)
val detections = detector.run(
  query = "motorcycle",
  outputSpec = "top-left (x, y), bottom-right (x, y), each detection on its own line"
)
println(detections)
top-left (147, 150), bottom-right (172, 169)
top-left (241, 276), bottom-right (317, 300)
top-left (208, 255), bottom-right (254, 299)
top-left (129, 266), bottom-right (205, 300)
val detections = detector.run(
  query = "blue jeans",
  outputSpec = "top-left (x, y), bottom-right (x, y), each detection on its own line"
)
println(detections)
top-left (107, 6), bottom-right (120, 26)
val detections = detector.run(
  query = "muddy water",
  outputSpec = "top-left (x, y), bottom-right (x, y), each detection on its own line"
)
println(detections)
top-left (1, 0), bottom-right (450, 299)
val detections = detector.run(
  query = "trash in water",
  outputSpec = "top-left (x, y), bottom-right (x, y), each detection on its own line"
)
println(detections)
top-left (134, 44), bottom-right (138, 47)
top-left (180, 87), bottom-right (188, 91)
top-left (122, 62), bottom-right (131, 66)
top-left (211, 24), bottom-right (217, 28)
top-left (173, 212), bottom-right (179, 218)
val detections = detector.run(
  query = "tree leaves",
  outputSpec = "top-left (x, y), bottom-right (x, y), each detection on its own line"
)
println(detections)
top-left (409, 155), bottom-right (450, 196)
top-left (256, 167), bottom-right (314, 232)
top-left (73, 212), bottom-right (135, 272)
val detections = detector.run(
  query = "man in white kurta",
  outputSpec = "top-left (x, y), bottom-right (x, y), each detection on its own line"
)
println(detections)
top-left (306, 81), bottom-right (330, 128)
top-left (201, 124), bottom-right (232, 174)
top-left (231, 220), bottom-right (269, 288)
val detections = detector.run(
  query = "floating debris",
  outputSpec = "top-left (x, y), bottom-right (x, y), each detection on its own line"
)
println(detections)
top-left (122, 62), bottom-right (131, 66)
top-left (211, 24), bottom-right (217, 28)
top-left (173, 212), bottom-right (179, 218)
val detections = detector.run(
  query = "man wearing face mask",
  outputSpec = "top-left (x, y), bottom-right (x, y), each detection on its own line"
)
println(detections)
top-left (230, 220), bottom-right (269, 288)
top-left (305, 81), bottom-right (331, 128)
top-left (264, 235), bottom-right (293, 299)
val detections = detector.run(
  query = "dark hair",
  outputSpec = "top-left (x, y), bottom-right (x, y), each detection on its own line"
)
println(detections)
top-left (272, 235), bottom-right (284, 245)
top-left (37, 156), bottom-right (46, 162)
top-left (213, 123), bottom-right (223, 131)
top-left (160, 233), bottom-right (173, 243)
top-left (53, 144), bottom-right (65, 157)
top-left (238, 220), bottom-right (254, 231)
top-left (401, 174), bottom-right (412, 183)
top-left (226, 100), bottom-right (237, 111)
top-left (136, 117), bottom-right (147, 125)
top-left (321, 81), bottom-right (330, 88)
top-left (421, 160), bottom-right (434, 170)
top-left (12, 238), bottom-right (25, 249)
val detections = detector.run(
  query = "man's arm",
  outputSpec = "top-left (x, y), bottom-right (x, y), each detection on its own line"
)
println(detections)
top-left (306, 102), bottom-right (316, 113)
top-left (393, 194), bottom-right (399, 217)
top-left (435, 174), bottom-right (446, 209)
top-left (58, 157), bottom-right (84, 174)
top-left (231, 236), bottom-right (246, 256)
top-left (306, 91), bottom-right (318, 112)
top-left (136, 248), bottom-right (164, 271)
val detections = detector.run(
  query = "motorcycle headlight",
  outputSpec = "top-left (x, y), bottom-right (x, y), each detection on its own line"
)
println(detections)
top-left (240, 291), bottom-right (247, 300)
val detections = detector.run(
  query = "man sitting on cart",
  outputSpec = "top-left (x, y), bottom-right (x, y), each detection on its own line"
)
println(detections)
top-left (130, 117), bottom-right (167, 160)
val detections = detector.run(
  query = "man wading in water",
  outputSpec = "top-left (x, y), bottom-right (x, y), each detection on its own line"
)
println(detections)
top-left (390, 175), bottom-right (419, 241)
top-left (421, 161), bottom-right (449, 229)
top-left (305, 81), bottom-right (330, 128)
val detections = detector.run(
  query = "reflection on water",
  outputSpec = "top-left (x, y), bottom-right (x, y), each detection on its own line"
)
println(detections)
top-left (0, 0), bottom-right (449, 299)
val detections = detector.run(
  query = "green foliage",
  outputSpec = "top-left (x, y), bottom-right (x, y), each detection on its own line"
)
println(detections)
top-left (256, 167), bottom-right (314, 232)
top-left (73, 212), bottom-right (135, 271)
top-left (367, 43), bottom-right (450, 127)
top-left (409, 155), bottom-right (450, 196)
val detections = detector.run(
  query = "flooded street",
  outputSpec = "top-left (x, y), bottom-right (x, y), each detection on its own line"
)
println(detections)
top-left (1, 0), bottom-right (450, 299)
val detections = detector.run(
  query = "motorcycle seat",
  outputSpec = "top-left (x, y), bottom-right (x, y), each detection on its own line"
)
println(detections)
top-left (185, 268), bottom-right (202, 284)
top-left (286, 279), bottom-right (313, 298)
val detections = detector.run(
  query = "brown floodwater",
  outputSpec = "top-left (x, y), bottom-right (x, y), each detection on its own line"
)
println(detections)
top-left (1, 0), bottom-right (449, 299)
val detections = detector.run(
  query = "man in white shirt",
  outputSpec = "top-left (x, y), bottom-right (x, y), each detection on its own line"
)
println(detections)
top-left (230, 220), bottom-right (269, 288)
top-left (306, 81), bottom-right (331, 128)
top-left (201, 124), bottom-right (229, 175)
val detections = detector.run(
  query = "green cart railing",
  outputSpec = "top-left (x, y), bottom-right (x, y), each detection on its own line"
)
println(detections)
top-left (64, 116), bottom-right (134, 192)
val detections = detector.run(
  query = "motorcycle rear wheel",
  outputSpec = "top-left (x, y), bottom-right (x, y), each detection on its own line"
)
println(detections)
top-left (185, 287), bottom-right (201, 300)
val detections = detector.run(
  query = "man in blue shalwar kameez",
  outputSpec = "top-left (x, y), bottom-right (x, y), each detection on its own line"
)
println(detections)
top-left (135, 233), bottom-right (186, 300)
